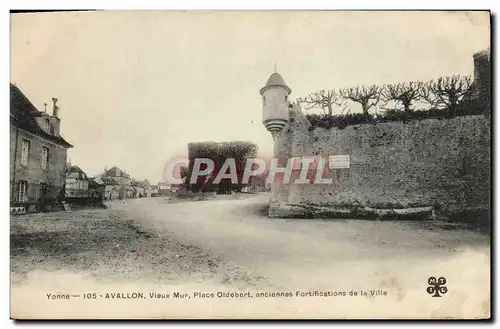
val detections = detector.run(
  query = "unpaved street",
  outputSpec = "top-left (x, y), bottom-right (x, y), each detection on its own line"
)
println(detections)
top-left (110, 195), bottom-right (490, 290)
top-left (11, 194), bottom-right (490, 319)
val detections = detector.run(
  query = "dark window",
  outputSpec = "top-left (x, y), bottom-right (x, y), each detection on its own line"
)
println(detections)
top-left (40, 183), bottom-right (48, 197)
top-left (43, 119), bottom-right (51, 133)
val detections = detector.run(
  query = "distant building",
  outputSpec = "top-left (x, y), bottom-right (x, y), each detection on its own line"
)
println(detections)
top-left (157, 179), bottom-right (185, 194)
top-left (103, 166), bottom-right (133, 199)
top-left (65, 165), bottom-right (90, 198)
top-left (10, 83), bottom-right (73, 209)
top-left (149, 185), bottom-right (159, 197)
top-left (94, 175), bottom-right (119, 200)
top-left (103, 177), bottom-right (120, 200)
top-left (88, 177), bottom-right (106, 200)
top-left (158, 182), bottom-right (171, 195)
top-left (131, 180), bottom-right (148, 198)
top-left (139, 180), bottom-right (151, 197)
top-left (104, 166), bottom-right (131, 184)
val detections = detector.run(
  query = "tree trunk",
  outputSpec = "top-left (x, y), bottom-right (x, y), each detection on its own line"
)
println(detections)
top-left (448, 104), bottom-right (457, 117)
top-left (448, 96), bottom-right (458, 117)
top-left (362, 102), bottom-right (369, 115)
top-left (403, 101), bottom-right (412, 113)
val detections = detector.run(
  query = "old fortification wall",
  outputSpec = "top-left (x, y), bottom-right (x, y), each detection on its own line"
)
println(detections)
top-left (270, 109), bottom-right (491, 219)
top-left (266, 49), bottom-right (490, 220)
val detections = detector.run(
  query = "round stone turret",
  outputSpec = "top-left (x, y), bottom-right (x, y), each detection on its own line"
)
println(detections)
top-left (473, 49), bottom-right (490, 100)
top-left (260, 72), bottom-right (291, 137)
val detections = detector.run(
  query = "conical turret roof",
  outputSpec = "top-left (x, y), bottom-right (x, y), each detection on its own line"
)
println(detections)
top-left (260, 72), bottom-right (291, 95)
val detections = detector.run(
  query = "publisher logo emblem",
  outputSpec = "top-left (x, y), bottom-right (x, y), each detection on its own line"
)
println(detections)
top-left (426, 276), bottom-right (447, 297)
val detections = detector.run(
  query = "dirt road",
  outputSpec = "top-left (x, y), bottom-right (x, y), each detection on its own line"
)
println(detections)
top-left (11, 194), bottom-right (490, 319)
top-left (111, 195), bottom-right (490, 286)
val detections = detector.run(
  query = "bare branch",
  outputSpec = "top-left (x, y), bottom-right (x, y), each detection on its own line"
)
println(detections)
top-left (340, 85), bottom-right (382, 115)
top-left (425, 75), bottom-right (473, 116)
top-left (296, 89), bottom-right (345, 116)
top-left (381, 81), bottom-right (424, 113)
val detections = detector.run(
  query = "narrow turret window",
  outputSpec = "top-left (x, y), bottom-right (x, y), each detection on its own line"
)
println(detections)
top-left (263, 96), bottom-right (266, 105)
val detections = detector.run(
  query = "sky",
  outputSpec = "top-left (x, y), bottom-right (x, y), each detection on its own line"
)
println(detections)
top-left (10, 11), bottom-right (490, 183)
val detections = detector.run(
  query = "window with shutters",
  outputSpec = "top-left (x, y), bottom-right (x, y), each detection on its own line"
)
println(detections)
top-left (21, 139), bottom-right (30, 166)
top-left (18, 181), bottom-right (27, 203)
top-left (41, 146), bottom-right (49, 170)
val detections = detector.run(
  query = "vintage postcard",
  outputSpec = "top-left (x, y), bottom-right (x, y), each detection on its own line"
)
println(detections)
top-left (10, 10), bottom-right (491, 319)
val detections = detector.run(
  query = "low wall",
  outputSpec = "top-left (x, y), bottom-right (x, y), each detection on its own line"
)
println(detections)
top-left (271, 112), bottom-right (491, 221)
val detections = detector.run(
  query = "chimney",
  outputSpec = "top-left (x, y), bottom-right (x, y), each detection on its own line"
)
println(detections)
top-left (50, 97), bottom-right (61, 136)
top-left (52, 97), bottom-right (59, 118)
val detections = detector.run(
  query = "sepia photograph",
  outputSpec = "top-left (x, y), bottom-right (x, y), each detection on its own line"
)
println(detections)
top-left (9, 10), bottom-right (491, 319)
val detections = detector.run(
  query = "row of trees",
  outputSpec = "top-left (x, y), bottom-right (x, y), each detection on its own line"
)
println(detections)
top-left (295, 75), bottom-right (476, 118)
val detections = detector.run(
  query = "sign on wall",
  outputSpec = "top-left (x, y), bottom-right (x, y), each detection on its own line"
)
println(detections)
top-left (328, 155), bottom-right (350, 169)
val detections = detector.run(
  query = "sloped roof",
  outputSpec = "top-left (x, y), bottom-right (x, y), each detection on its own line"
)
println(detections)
top-left (138, 180), bottom-right (150, 187)
top-left (131, 180), bottom-right (147, 187)
top-left (260, 72), bottom-right (291, 95)
top-left (100, 177), bottom-right (119, 185)
top-left (67, 165), bottom-right (88, 179)
top-left (91, 176), bottom-right (105, 185)
top-left (104, 166), bottom-right (130, 178)
top-left (10, 83), bottom-right (73, 148)
top-left (88, 177), bottom-right (103, 187)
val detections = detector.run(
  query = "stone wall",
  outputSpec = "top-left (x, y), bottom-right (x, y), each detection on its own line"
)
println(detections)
top-left (10, 127), bottom-right (68, 203)
top-left (270, 109), bottom-right (490, 219)
top-left (473, 49), bottom-right (491, 102)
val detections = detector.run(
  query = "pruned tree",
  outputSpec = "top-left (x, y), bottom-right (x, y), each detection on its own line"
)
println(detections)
top-left (420, 75), bottom-right (473, 116)
top-left (381, 81), bottom-right (424, 113)
top-left (340, 85), bottom-right (382, 115)
top-left (296, 89), bottom-right (347, 116)
top-left (187, 141), bottom-right (257, 193)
